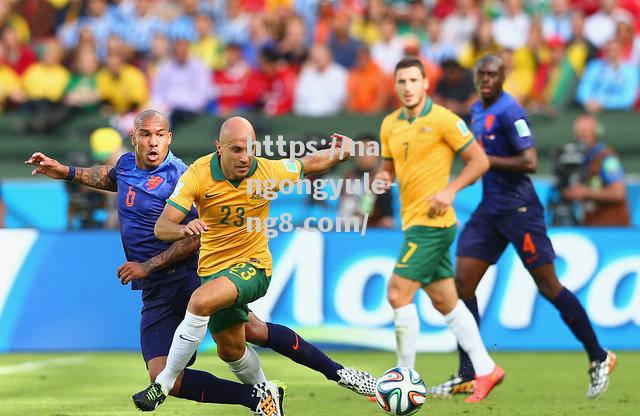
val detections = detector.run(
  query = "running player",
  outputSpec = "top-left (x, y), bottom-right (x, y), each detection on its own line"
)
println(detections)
top-left (375, 56), bottom-right (504, 403)
top-left (428, 55), bottom-right (615, 399)
top-left (25, 111), bottom-right (375, 415)
top-left (130, 116), bottom-right (360, 413)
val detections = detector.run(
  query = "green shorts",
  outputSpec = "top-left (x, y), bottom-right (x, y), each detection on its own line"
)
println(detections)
top-left (201, 262), bottom-right (270, 334)
top-left (393, 224), bottom-right (457, 286)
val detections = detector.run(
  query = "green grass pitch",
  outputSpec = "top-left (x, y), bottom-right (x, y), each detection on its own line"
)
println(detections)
top-left (0, 351), bottom-right (637, 416)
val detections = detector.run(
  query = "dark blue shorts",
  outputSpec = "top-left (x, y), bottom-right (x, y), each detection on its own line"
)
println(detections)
top-left (456, 203), bottom-right (556, 269)
top-left (140, 275), bottom-right (201, 365)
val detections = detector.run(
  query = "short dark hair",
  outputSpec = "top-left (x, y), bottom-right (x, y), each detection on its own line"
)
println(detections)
top-left (394, 56), bottom-right (425, 78)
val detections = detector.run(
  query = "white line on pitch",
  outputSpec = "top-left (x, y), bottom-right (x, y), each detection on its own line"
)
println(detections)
top-left (0, 356), bottom-right (87, 375)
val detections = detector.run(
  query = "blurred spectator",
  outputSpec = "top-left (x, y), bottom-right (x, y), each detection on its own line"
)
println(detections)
top-left (151, 39), bottom-right (211, 127)
top-left (584, 0), bottom-right (624, 48)
top-left (313, 0), bottom-right (335, 44)
top-left (0, 42), bottom-right (25, 111)
top-left (276, 15), bottom-right (308, 69)
top-left (216, 0), bottom-right (251, 45)
top-left (421, 17), bottom-right (457, 64)
top-left (294, 43), bottom-right (347, 116)
top-left (433, 59), bottom-right (475, 121)
top-left (64, 47), bottom-right (102, 113)
top-left (346, 46), bottom-right (388, 114)
top-left (459, 19), bottom-right (501, 68)
top-left (500, 47), bottom-right (534, 105)
top-left (576, 39), bottom-right (639, 112)
top-left (243, 13), bottom-right (274, 68)
top-left (371, 16), bottom-right (403, 75)
top-left (245, 46), bottom-right (297, 116)
top-left (565, 10), bottom-right (598, 72)
top-left (97, 52), bottom-right (148, 114)
top-left (0, 1), bottom-right (30, 44)
top-left (492, 0), bottom-right (530, 50)
top-left (117, 0), bottom-right (164, 55)
top-left (441, 0), bottom-right (479, 55)
top-left (58, 0), bottom-right (118, 61)
top-left (190, 13), bottom-right (225, 70)
top-left (141, 32), bottom-right (171, 80)
top-left (15, 0), bottom-right (57, 41)
top-left (1, 24), bottom-right (37, 75)
top-left (529, 37), bottom-right (576, 115)
top-left (561, 114), bottom-right (630, 226)
top-left (21, 39), bottom-right (70, 133)
top-left (350, 0), bottom-right (384, 46)
top-left (398, 1), bottom-right (428, 44)
top-left (616, 13), bottom-right (640, 65)
top-left (542, 0), bottom-right (573, 42)
top-left (214, 43), bottom-right (251, 116)
top-left (327, 12), bottom-right (361, 69)
top-left (167, 0), bottom-right (199, 42)
top-left (338, 135), bottom-right (394, 228)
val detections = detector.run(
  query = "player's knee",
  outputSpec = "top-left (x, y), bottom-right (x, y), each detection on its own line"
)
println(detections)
top-left (455, 278), bottom-right (475, 300)
top-left (536, 279), bottom-right (562, 300)
top-left (188, 291), bottom-right (213, 316)
top-left (387, 286), bottom-right (411, 309)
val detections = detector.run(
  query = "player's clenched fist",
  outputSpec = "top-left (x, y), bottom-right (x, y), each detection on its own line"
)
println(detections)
top-left (427, 188), bottom-right (455, 218)
top-left (183, 219), bottom-right (208, 237)
top-left (24, 152), bottom-right (69, 179)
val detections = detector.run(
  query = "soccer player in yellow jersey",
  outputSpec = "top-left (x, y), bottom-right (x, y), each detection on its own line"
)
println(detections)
top-left (375, 57), bottom-right (504, 402)
top-left (132, 117), bottom-right (355, 415)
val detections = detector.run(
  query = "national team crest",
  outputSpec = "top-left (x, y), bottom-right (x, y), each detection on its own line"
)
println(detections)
top-left (145, 175), bottom-right (164, 191)
top-left (484, 114), bottom-right (495, 131)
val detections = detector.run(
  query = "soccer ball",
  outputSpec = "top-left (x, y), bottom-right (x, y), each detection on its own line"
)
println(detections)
top-left (375, 367), bottom-right (427, 416)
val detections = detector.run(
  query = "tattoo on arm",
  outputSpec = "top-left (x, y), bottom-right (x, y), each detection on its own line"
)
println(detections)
top-left (145, 235), bottom-right (201, 272)
top-left (73, 166), bottom-right (117, 191)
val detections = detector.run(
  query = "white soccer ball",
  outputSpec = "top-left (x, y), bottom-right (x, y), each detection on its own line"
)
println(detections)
top-left (375, 367), bottom-right (428, 415)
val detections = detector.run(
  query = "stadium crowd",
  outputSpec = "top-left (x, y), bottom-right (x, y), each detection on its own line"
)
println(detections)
top-left (0, 0), bottom-right (639, 133)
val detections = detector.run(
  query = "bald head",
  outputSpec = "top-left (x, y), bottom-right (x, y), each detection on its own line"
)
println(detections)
top-left (474, 54), bottom-right (506, 106)
top-left (134, 109), bottom-right (169, 132)
top-left (219, 116), bottom-right (255, 145)
top-left (217, 117), bottom-right (256, 179)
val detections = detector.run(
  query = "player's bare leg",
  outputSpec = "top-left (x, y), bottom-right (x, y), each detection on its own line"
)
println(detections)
top-left (387, 274), bottom-right (422, 368)
top-left (423, 278), bottom-right (504, 403)
top-left (147, 356), bottom-right (185, 396)
top-left (530, 263), bottom-right (615, 399)
top-left (246, 312), bottom-right (377, 397)
top-left (430, 257), bottom-right (491, 397)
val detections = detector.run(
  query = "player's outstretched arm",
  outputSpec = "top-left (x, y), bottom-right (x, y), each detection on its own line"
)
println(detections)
top-left (155, 204), bottom-right (207, 242)
top-left (24, 152), bottom-right (117, 192)
top-left (117, 235), bottom-right (201, 285)
top-left (300, 133), bottom-right (353, 175)
top-left (488, 147), bottom-right (538, 173)
top-left (428, 140), bottom-right (489, 218)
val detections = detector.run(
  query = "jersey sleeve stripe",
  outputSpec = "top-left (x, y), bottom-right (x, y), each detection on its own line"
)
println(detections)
top-left (297, 159), bottom-right (305, 179)
top-left (382, 156), bottom-right (393, 160)
top-left (456, 137), bottom-right (475, 154)
top-left (166, 199), bottom-right (190, 215)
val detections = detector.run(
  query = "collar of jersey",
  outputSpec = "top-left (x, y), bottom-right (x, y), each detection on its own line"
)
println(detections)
top-left (398, 97), bottom-right (432, 123)
top-left (210, 151), bottom-right (258, 187)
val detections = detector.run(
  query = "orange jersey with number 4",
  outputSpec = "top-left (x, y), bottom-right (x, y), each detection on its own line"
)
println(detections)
top-left (380, 98), bottom-right (474, 230)
top-left (167, 152), bottom-right (303, 277)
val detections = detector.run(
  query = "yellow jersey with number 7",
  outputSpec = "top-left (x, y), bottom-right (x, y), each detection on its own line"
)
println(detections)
top-left (380, 98), bottom-right (474, 230)
top-left (167, 152), bottom-right (303, 277)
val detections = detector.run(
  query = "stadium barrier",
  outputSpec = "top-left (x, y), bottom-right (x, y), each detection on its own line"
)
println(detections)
top-left (1, 227), bottom-right (638, 352)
